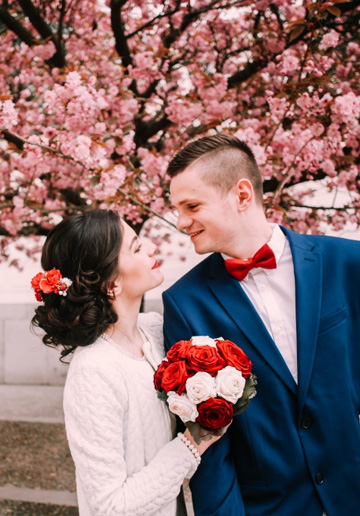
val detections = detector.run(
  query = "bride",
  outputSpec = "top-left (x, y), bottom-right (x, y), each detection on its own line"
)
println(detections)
top-left (31, 209), bottom-right (220, 516)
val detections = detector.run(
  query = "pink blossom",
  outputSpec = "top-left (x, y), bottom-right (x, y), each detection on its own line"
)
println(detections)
top-left (267, 97), bottom-right (289, 122)
top-left (252, 145), bottom-right (267, 166)
top-left (166, 100), bottom-right (202, 125)
top-left (3, 217), bottom-right (18, 235)
top-left (97, 164), bottom-right (128, 199)
top-left (296, 92), bottom-right (311, 110)
top-left (267, 39), bottom-right (286, 53)
top-left (234, 126), bottom-right (261, 145)
top-left (322, 159), bottom-right (337, 178)
top-left (331, 92), bottom-right (360, 128)
top-left (13, 196), bottom-right (25, 209)
top-left (66, 71), bottom-right (82, 89)
top-left (116, 133), bottom-right (136, 155)
top-left (319, 30), bottom-right (340, 51)
top-left (32, 41), bottom-right (56, 60)
top-left (94, 122), bottom-right (107, 134)
top-left (20, 89), bottom-right (31, 100)
top-left (347, 42), bottom-right (360, 57)
top-left (0, 100), bottom-right (18, 129)
top-left (137, 148), bottom-right (167, 177)
top-left (281, 54), bottom-right (300, 74)
top-left (310, 123), bottom-right (325, 137)
top-left (1, 0), bottom-right (359, 261)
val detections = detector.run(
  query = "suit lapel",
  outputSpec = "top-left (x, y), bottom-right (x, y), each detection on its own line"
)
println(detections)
top-left (281, 228), bottom-right (322, 409)
top-left (208, 254), bottom-right (297, 395)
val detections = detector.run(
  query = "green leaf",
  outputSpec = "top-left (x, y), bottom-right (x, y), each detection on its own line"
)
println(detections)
top-left (233, 373), bottom-right (258, 416)
top-left (157, 390), bottom-right (168, 403)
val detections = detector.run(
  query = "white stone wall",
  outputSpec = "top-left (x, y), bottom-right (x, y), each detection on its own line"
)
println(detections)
top-left (0, 297), bottom-right (165, 386)
top-left (0, 302), bottom-right (68, 385)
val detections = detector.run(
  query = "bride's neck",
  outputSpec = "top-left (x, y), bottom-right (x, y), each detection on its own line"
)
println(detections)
top-left (105, 300), bottom-right (145, 356)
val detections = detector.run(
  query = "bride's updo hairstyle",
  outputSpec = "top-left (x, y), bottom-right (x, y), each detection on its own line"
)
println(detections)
top-left (31, 209), bottom-right (122, 360)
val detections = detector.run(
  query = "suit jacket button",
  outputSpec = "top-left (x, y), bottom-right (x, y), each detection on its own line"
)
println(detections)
top-left (315, 472), bottom-right (324, 485)
top-left (301, 417), bottom-right (312, 429)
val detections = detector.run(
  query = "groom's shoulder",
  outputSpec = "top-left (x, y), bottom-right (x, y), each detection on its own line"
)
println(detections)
top-left (283, 226), bottom-right (360, 253)
top-left (165, 253), bottom-right (217, 294)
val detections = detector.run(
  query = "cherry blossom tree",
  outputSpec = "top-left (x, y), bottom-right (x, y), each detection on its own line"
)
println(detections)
top-left (0, 0), bottom-right (359, 263)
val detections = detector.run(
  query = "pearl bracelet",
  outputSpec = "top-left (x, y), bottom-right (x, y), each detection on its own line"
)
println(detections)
top-left (177, 432), bottom-right (201, 465)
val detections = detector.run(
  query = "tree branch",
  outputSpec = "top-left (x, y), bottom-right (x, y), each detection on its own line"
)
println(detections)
top-left (1, 129), bottom-right (178, 231)
top-left (0, 129), bottom-right (81, 162)
top-left (110, 0), bottom-right (138, 95)
top-left (0, 5), bottom-right (36, 46)
top-left (227, 59), bottom-right (265, 88)
top-left (117, 188), bottom-right (179, 230)
top-left (1, 129), bottom-right (25, 150)
top-left (134, 115), bottom-right (171, 147)
top-left (227, 0), bottom-right (360, 90)
top-left (18, 0), bottom-right (53, 40)
top-left (110, 0), bottom-right (132, 68)
top-left (18, 0), bottom-right (66, 67)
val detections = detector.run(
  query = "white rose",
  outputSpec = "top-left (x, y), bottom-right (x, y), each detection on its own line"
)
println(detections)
top-left (167, 391), bottom-right (199, 423)
top-left (191, 336), bottom-right (217, 348)
top-left (215, 366), bottom-right (246, 404)
top-left (186, 372), bottom-right (216, 404)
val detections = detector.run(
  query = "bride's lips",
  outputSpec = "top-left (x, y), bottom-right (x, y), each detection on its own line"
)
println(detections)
top-left (152, 261), bottom-right (160, 269)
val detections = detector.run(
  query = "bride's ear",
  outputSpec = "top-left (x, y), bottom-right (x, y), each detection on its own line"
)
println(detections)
top-left (107, 282), bottom-right (122, 299)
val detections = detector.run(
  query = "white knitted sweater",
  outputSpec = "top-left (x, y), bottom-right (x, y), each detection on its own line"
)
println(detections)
top-left (63, 312), bottom-right (197, 516)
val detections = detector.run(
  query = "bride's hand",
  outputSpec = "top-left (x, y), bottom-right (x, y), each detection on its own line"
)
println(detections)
top-left (184, 427), bottom-right (226, 455)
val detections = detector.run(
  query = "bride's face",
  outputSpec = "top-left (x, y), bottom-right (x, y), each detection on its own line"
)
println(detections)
top-left (115, 221), bottom-right (164, 299)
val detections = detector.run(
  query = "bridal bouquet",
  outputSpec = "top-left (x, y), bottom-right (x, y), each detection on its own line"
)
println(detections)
top-left (154, 336), bottom-right (257, 443)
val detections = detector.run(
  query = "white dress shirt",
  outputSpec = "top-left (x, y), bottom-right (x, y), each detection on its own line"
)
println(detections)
top-left (223, 224), bottom-right (298, 383)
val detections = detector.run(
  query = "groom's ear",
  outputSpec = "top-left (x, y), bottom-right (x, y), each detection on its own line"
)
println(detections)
top-left (235, 178), bottom-right (254, 212)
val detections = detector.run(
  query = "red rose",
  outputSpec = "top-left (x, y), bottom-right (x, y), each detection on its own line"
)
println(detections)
top-left (166, 340), bottom-right (192, 362)
top-left (160, 361), bottom-right (190, 395)
top-left (196, 397), bottom-right (233, 430)
top-left (216, 340), bottom-right (252, 378)
top-left (31, 272), bottom-right (43, 291)
top-left (186, 345), bottom-right (226, 376)
top-left (153, 360), bottom-right (170, 390)
top-left (34, 291), bottom-right (43, 302)
top-left (40, 269), bottom-right (62, 294)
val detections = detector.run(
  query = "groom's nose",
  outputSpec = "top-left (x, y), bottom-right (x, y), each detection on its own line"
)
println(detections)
top-left (176, 212), bottom-right (192, 231)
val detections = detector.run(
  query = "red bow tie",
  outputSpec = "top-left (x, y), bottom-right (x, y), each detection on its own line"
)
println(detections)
top-left (224, 244), bottom-right (276, 281)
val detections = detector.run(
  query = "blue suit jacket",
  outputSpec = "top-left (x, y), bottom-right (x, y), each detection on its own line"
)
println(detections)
top-left (162, 227), bottom-right (360, 516)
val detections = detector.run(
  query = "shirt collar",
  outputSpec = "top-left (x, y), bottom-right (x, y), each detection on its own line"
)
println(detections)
top-left (267, 223), bottom-right (286, 265)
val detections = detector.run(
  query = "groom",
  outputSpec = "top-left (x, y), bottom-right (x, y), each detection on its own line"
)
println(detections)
top-left (162, 134), bottom-right (360, 516)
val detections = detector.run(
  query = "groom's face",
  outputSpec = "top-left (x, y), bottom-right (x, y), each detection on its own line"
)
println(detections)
top-left (170, 165), bottom-right (240, 255)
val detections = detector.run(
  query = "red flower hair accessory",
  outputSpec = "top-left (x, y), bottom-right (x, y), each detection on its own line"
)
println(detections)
top-left (31, 268), bottom-right (72, 301)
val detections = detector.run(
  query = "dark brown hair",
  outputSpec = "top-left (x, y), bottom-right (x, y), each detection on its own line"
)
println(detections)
top-left (167, 134), bottom-right (263, 203)
top-left (31, 209), bottom-right (122, 360)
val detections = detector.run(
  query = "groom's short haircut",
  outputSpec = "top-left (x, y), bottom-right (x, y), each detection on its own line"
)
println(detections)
top-left (167, 133), bottom-right (264, 204)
